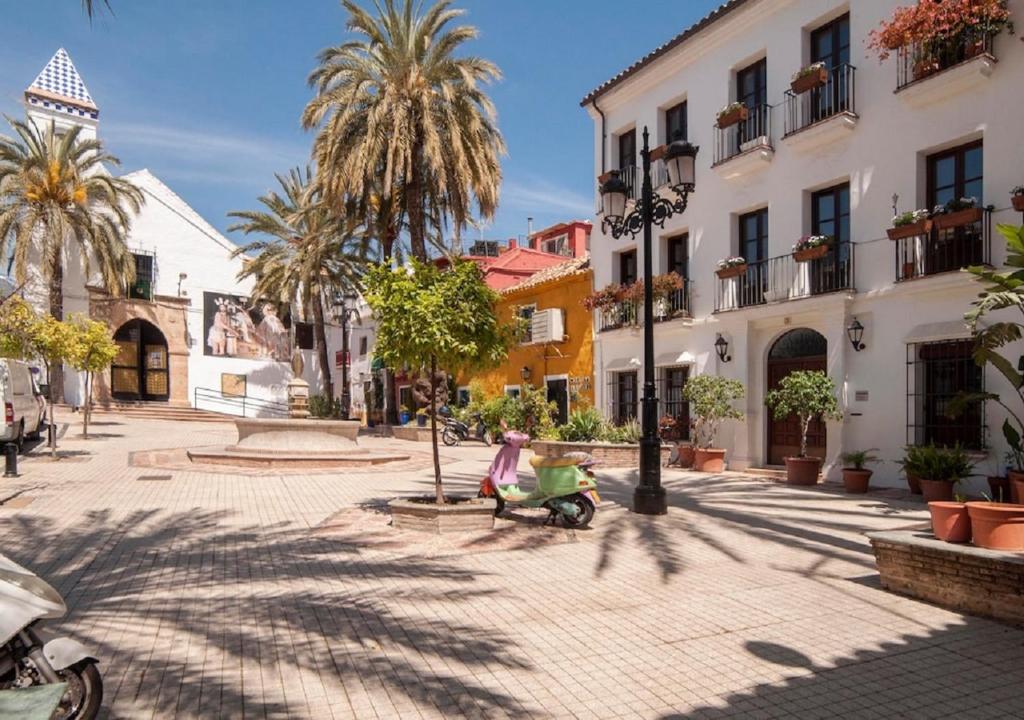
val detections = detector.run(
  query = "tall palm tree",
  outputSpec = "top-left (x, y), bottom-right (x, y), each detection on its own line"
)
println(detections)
top-left (0, 117), bottom-right (143, 402)
top-left (303, 0), bottom-right (505, 262)
top-left (229, 167), bottom-right (371, 404)
top-left (82, 0), bottom-right (112, 19)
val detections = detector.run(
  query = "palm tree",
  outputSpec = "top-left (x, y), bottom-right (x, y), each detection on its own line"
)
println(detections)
top-left (303, 0), bottom-right (505, 262)
top-left (228, 167), bottom-right (371, 405)
top-left (82, 0), bottom-right (112, 20)
top-left (0, 117), bottom-right (143, 402)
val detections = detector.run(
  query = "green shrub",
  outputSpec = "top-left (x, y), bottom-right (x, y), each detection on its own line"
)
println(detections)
top-left (308, 394), bottom-right (341, 418)
top-left (682, 375), bottom-right (745, 449)
top-left (557, 406), bottom-right (605, 442)
top-left (840, 449), bottom-right (880, 470)
top-left (905, 443), bottom-right (973, 484)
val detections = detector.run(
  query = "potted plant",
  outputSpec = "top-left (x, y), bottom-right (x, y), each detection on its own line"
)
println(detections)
top-left (914, 443), bottom-right (973, 503)
top-left (887, 209), bottom-right (932, 241)
top-left (716, 101), bottom-right (748, 129)
top-left (1012, 186), bottom-right (1024, 213)
top-left (867, 0), bottom-right (1012, 65)
top-left (582, 283), bottom-right (624, 312)
top-left (681, 374), bottom-right (745, 473)
top-left (398, 404), bottom-right (411, 425)
top-left (716, 256), bottom-right (747, 280)
top-left (967, 501), bottom-right (1024, 551)
top-left (415, 406), bottom-right (429, 427)
top-left (897, 445), bottom-right (925, 494)
top-left (792, 235), bottom-right (832, 262)
top-left (929, 499), bottom-right (972, 543)
top-left (650, 272), bottom-right (685, 318)
top-left (932, 197), bottom-right (983, 231)
top-left (790, 61), bottom-right (828, 94)
top-left (840, 449), bottom-right (879, 493)
top-left (765, 370), bottom-right (842, 486)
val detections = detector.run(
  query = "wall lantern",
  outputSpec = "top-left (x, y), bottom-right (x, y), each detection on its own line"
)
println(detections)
top-left (520, 365), bottom-right (532, 382)
top-left (847, 318), bottom-right (866, 352)
top-left (714, 334), bottom-right (731, 363)
top-left (663, 138), bottom-right (698, 194)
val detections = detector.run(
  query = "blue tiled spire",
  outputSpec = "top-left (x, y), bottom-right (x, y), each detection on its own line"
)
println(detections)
top-left (25, 48), bottom-right (99, 120)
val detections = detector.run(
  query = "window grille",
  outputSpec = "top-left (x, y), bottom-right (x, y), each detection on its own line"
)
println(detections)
top-left (607, 370), bottom-right (638, 426)
top-left (906, 339), bottom-right (984, 449)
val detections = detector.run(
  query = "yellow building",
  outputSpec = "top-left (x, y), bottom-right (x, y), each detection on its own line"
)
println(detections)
top-left (460, 255), bottom-right (593, 424)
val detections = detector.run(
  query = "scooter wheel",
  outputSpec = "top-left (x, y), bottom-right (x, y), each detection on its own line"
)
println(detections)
top-left (54, 660), bottom-right (103, 720)
top-left (482, 431), bottom-right (493, 447)
top-left (560, 493), bottom-right (594, 529)
top-left (441, 428), bottom-right (459, 446)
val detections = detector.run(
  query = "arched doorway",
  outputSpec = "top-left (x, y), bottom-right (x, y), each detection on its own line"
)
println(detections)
top-left (111, 319), bottom-right (169, 401)
top-left (767, 328), bottom-right (827, 465)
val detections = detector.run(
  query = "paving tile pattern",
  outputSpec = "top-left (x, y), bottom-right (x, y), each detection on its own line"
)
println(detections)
top-left (0, 416), bottom-right (1022, 719)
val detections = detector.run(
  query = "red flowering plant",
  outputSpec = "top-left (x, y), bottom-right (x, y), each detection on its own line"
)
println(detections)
top-left (582, 283), bottom-right (624, 311)
top-left (867, 0), bottom-right (1013, 61)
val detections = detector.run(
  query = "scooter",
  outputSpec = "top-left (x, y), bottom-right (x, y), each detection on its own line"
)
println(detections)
top-left (0, 553), bottom-right (102, 719)
top-left (478, 430), bottom-right (600, 528)
top-left (440, 411), bottom-right (493, 447)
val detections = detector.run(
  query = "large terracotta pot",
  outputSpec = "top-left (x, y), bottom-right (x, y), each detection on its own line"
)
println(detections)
top-left (1013, 195), bottom-right (1024, 213)
top-left (784, 456), bottom-right (821, 486)
top-left (988, 476), bottom-right (1013, 504)
top-left (928, 502), bottom-right (971, 543)
top-left (967, 502), bottom-right (1024, 551)
top-left (842, 468), bottom-right (872, 494)
top-left (1008, 469), bottom-right (1024, 504)
top-left (919, 478), bottom-right (955, 503)
top-left (677, 445), bottom-right (695, 469)
top-left (693, 448), bottom-right (726, 473)
top-left (905, 472), bottom-right (923, 495)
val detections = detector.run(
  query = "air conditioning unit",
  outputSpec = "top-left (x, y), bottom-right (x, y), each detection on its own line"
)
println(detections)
top-left (530, 308), bottom-right (565, 344)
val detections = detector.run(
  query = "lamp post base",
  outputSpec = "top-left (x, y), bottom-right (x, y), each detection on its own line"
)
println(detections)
top-left (632, 484), bottom-right (668, 515)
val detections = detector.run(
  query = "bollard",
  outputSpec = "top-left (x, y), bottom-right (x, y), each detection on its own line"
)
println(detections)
top-left (4, 442), bottom-right (17, 478)
top-left (47, 422), bottom-right (55, 446)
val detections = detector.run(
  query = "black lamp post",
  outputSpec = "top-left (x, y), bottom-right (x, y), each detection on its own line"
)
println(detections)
top-left (333, 292), bottom-right (359, 419)
top-left (599, 127), bottom-right (698, 516)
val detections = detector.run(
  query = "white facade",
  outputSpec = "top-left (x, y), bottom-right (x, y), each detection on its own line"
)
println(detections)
top-left (584, 0), bottom-right (1024, 490)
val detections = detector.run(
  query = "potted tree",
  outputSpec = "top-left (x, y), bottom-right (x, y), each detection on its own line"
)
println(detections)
top-left (897, 444), bottom-right (926, 494)
top-left (1012, 186), bottom-right (1024, 213)
top-left (792, 235), bottom-right (832, 262)
top-left (914, 443), bottom-right (973, 503)
top-left (887, 209), bottom-right (932, 241)
top-left (765, 370), bottom-right (842, 486)
top-left (716, 101), bottom-right (748, 129)
top-left (839, 449), bottom-right (879, 494)
top-left (716, 256), bottom-right (747, 280)
top-left (790, 61), bottom-right (828, 95)
top-left (682, 374), bottom-right (745, 473)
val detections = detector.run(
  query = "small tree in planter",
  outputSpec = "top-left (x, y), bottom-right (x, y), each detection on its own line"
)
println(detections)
top-left (765, 370), bottom-right (842, 485)
top-left (681, 374), bottom-right (744, 473)
top-left (65, 315), bottom-right (119, 439)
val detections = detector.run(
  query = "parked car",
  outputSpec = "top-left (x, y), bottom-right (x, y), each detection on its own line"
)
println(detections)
top-left (0, 360), bottom-right (45, 450)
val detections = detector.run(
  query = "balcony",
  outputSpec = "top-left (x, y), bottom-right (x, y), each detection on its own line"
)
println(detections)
top-left (712, 103), bottom-right (773, 179)
top-left (653, 285), bottom-right (692, 323)
top-left (596, 283), bottom-right (692, 333)
top-left (597, 299), bottom-right (639, 332)
top-left (894, 209), bottom-right (991, 282)
top-left (714, 242), bottom-right (855, 312)
top-left (783, 64), bottom-right (858, 151)
top-left (895, 30), bottom-right (996, 107)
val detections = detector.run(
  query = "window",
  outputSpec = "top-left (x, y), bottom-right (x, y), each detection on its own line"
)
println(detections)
top-left (504, 385), bottom-right (521, 399)
top-left (925, 141), bottom-right (985, 274)
top-left (617, 129), bottom-right (636, 170)
top-left (736, 58), bottom-right (768, 147)
top-left (358, 336), bottom-right (368, 356)
top-left (294, 322), bottom-right (314, 350)
top-left (541, 233), bottom-right (571, 257)
top-left (665, 101), bottom-right (687, 142)
top-left (398, 385), bottom-right (413, 411)
top-left (518, 304), bottom-right (536, 344)
top-left (618, 249), bottom-right (637, 286)
top-left (737, 209), bottom-right (768, 307)
top-left (456, 386), bottom-right (470, 407)
top-left (907, 339), bottom-right (984, 449)
top-left (609, 371), bottom-right (638, 425)
top-left (809, 14), bottom-right (851, 120)
top-left (660, 366), bottom-right (690, 440)
top-left (128, 253), bottom-right (154, 300)
top-left (809, 183), bottom-right (853, 294)
top-left (666, 234), bottom-right (688, 279)
top-left (811, 14), bottom-right (850, 69)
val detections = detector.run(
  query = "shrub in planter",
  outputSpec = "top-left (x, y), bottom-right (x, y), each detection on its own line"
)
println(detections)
top-left (792, 235), bottom-right (832, 262)
top-left (716, 256), bottom-right (747, 279)
top-left (682, 375), bottom-right (745, 473)
top-left (932, 197), bottom-right (983, 230)
top-left (887, 209), bottom-right (932, 241)
top-left (765, 371), bottom-right (842, 486)
top-left (911, 443), bottom-right (973, 503)
top-left (790, 62), bottom-right (828, 94)
top-left (897, 444), bottom-right (927, 494)
top-left (1012, 186), bottom-right (1024, 212)
top-left (839, 449), bottom-right (880, 493)
top-left (716, 101), bottom-right (748, 129)
top-left (557, 406), bottom-right (605, 442)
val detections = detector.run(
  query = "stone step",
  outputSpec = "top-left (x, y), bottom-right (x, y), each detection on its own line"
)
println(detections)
top-left (55, 403), bottom-right (233, 423)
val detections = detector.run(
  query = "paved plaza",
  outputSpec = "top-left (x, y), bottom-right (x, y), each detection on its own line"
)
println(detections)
top-left (1, 415), bottom-right (1023, 719)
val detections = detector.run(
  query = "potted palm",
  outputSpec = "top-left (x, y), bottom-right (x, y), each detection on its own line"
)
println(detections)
top-left (790, 61), bottom-right (828, 94)
top-left (792, 235), bottom-right (831, 262)
top-left (887, 209), bottom-right (932, 241)
top-left (914, 443), bottom-right (973, 503)
top-left (1012, 186), bottom-right (1024, 213)
top-left (765, 370), bottom-right (842, 485)
top-left (840, 449), bottom-right (879, 493)
top-left (897, 444), bottom-right (925, 494)
top-left (682, 374), bottom-right (745, 473)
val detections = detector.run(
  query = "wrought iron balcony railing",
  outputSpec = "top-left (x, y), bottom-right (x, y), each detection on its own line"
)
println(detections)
top-left (896, 29), bottom-right (995, 91)
top-left (596, 283), bottom-right (692, 333)
top-left (894, 209), bottom-right (991, 282)
top-left (783, 64), bottom-right (856, 137)
top-left (713, 103), bottom-right (773, 165)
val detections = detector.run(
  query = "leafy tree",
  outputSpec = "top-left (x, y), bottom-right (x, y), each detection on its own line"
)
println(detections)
top-left (681, 375), bottom-right (745, 449)
top-left (0, 117), bottom-right (143, 401)
top-left (0, 296), bottom-right (39, 359)
top-left (65, 315), bottom-right (118, 438)
top-left (30, 315), bottom-right (78, 456)
top-left (364, 259), bottom-right (513, 502)
top-left (82, 0), bottom-right (112, 20)
top-left (764, 370), bottom-right (842, 458)
top-left (303, 0), bottom-right (505, 262)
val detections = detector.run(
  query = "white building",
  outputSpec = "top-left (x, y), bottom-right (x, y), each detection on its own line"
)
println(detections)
top-left (583, 0), bottom-right (1024, 489)
top-left (16, 48), bottom-right (349, 414)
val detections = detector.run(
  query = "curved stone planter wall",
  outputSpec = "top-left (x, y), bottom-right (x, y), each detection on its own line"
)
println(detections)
top-left (531, 440), bottom-right (672, 468)
top-left (392, 426), bottom-right (438, 443)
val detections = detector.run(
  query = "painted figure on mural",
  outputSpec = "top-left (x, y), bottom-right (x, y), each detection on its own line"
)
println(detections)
top-left (257, 303), bottom-right (290, 361)
top-left (207, 299), bottom-right (235, 356)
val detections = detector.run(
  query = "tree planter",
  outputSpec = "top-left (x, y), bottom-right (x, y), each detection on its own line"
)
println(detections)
top-left (928, 501), bottom-right (971, 543)
top-left (967, 502), bottom-right (1024, 551)
top-left (1009, 469), bottom-right (1024, 504)
top-left (919, 478), bottom-right (955, 503)
top-left (887, 219), bottom-right (932, 241)
top-left (906, 472), bottom-right (923, 495)
top-left (416, 414), bottom-right (427, 427)
top-left (1013, 195), bottom-right (1024, 212)
top-left (793, 245), bottom-right (829, 262)
top-left (716, 105), bottom-right (748, 129)
top-left (676, 444), bottom-right (695, 469)
top-left (842, 468), bottom-right (872, 494)
top-left (693, 448), bottom-right (727, 473)
top-left (389, 496), bottom-right (497, 533)
top-left (933, 207), bottom-right (983, 230)
top-left (784, 456), bottom-right (821, 486)
top-left (988, 475), bottom-right (1013, 504)
top-left (716, 264), bottom-right (747, 280)
top-left (790, 67), bottom-right (828, 95)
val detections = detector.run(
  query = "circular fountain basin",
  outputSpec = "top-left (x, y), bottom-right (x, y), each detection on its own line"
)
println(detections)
top-left (187, 417), bottom-right (410, 468)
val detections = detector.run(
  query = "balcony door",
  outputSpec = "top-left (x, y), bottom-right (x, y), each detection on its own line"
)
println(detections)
top-left (926, 141), bottom-right (984, 274)
top-left (810, 183), bottom-right (851, 295)
top-left (739, 209), bottom-right (768, 307)
top-left (736, 58), bottom-right (767, 149)
top-left (810, 14), bottom-right (850, 120)
top-left (619, 249), bottom-right (637, 286)
top-left (618, 129), bottom-right (637, 199)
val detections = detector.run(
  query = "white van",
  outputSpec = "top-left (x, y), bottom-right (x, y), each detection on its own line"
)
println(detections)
top-left (0, 359), bottom-right (45, 450)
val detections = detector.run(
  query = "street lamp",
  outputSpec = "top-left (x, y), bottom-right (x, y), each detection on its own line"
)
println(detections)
top-left (332, 291), bottom-right (359, 419)
top-left (847, 318), bottom-right (866, 352)
top-left (599, 126), bottom-right (698, 516)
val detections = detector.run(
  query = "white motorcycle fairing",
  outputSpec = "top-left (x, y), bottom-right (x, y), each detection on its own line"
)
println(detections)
top-left (0, 555), bottom-right (66, 646)
top-left (42, 636), bottom-right (96, 671)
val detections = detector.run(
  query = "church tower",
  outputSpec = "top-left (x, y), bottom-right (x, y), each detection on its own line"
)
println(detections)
top-left (23, 48), bottom-right (99, 141)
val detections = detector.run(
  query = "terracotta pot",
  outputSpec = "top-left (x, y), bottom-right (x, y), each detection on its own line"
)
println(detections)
top-left (1012, 195), bottom-right (1024, 213)
top-left (790, 66), bottom-right (828, 95)
top-left (717, 105), bottom-right (749, 129)
top-left (716, 264), bottom-right (747, 280)
top-left (902, 261), bottom-right (916, 281)
top-left (842, 468), bottom-right (872, 494)
top-left (906, 472), bottom-right (923, 495)
top-left (784, 456), bottom-right (821, 486)
top-left (967, 502), bottom-right (1024, 551)
top-left (677, 445), bottom-right (695, 469)
top-left (887, 219), bottom-right (932, 241)
top-left (1009, 469), bottom-right (1024, 504)
top-left (793, 244), bottom-right (829, 262)
top-left (933, 207), bottom-right (983, 231)
top-left (988, 476), bottom-right (1013, 504)
top-left (919, 478), bottom-right (955, 503)
top-left (693, 448), bottom-right (726, 473)
top-left (928, 502), bottom-right (971, 543)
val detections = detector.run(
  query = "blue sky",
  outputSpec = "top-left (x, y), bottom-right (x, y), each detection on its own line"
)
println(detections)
top-left (0, 0), bottom-right (723, 247)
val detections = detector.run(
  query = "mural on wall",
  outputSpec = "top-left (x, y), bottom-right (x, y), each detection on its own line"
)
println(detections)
top-left (202, 292), bottom-right (291, 361)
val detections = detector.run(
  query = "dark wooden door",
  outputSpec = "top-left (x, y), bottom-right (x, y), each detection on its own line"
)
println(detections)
top-left (546, 378), bottom-right (569, 426)
top-left (767, 355), bottom-right (827, 465)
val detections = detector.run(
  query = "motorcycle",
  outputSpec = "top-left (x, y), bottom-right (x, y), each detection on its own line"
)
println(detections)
top-left (441, 411), bottom-right (493, 447)
top-left (0, 553), bottom-right (102, 719)
top-left (478, 430), bottom-right (600, 528)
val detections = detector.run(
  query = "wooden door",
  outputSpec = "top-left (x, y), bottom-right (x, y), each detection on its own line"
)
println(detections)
top-left (767, 357), bottom-right (827, 465)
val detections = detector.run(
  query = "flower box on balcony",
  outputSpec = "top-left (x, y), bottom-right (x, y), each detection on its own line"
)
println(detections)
top-left (790, 65), bottom-right (828, 95)
top-left (793, 244), bottom-right (829, 262)
top-left (716, 263), bottom-right (747, 280)
top-left (933, 207), bottom-right (983, 231)
top-left (717, 103), bottom-right (748, 130)
top-left (887, 219), bottom-right (932, 241)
